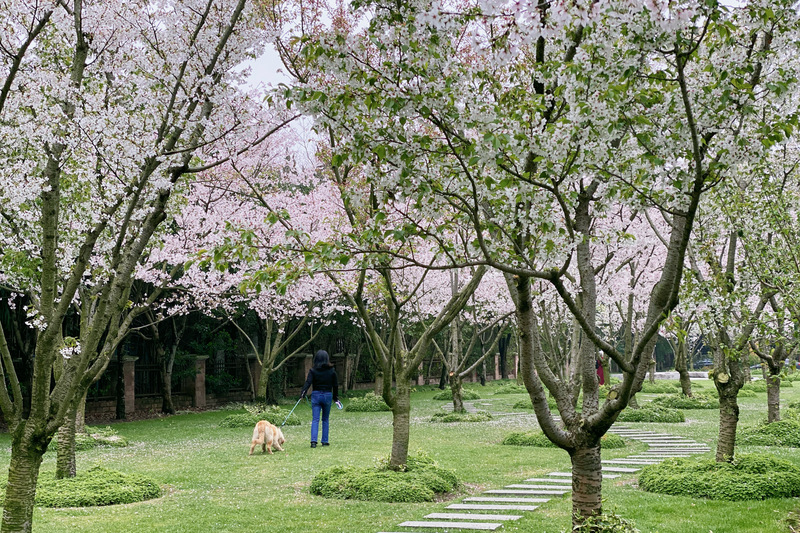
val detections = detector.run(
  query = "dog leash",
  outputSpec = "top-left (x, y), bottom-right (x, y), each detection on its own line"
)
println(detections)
top-left (281, 396), bottom-right (305, 427)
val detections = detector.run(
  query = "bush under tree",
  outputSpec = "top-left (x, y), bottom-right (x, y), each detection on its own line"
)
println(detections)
top-left (616, 406), bottom-right (685, 423)
top-left (639, 455), bottom-right (800, 501)
top-left (502, 431), bottom-right (626, 449)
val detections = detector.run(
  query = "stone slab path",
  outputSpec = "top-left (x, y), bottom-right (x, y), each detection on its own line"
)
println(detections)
top-left (377, 412), bottom-right (711, 532)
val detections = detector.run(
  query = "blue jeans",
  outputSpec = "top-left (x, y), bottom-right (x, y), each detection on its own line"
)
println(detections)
top-left (310, 391), bottom-right (332, 444)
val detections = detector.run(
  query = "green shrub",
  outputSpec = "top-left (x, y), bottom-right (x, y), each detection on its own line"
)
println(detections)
top-left (502, 431), bottom-right (626, 449)
top-left (219, 404), bottom-right (301, 428)
top-left (651, 393), bottom-right (718, 409)
top-left (492, 384), bottom-right (527, 395)
top-left (616, 406), bottom-right (685, 423)
top-left (25, 466), bottom-right (161, 507)
top-left (743, 381), bottom-right (768, 393)
top-left (430, 411), bottom-right (492, 423)
top-left (737, 420), bottom-right (800, 447)
top-left (513, 395), bottom-right (557, 409)
top-left (432, 388), bottom-right (480, 401)
top-left (639, 381), bottom-right (682, 394)
top-left (571, 507), bottom-right (640, 533)
top-left (639, 454), bottom-right (800, 501)
top-left (738, 389), bottom-right (757, 398)
top-left (345, 392), bottom-right (392, 412)
top-left (309, 453), bottom-right (458, 502)
top-left (341, 389), bottom-right (373, 398)
top-left (219, 413), bottom-right (259, 428)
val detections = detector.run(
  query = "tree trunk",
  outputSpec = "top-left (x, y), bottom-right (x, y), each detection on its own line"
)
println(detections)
top-left (480, 359), bottom-right (486, 386)
top-left (257, 365), bottom-right (272, 403)
top-left (55, 405), bottom-right (78, 479)
top-left (450, 374), bottom-right (465, 413)
top-left (767, 371), bottom-right (781, 423)
top-left (389, 379), bottom-right (412, 468)
top-left (75, 392), bottom-right (87, 434)
top-left (716, 388), bottom-right (740, 462)
top-left (2, 434), bottom-right (48, 533)
top-left (438, 364), bottom-right (447, 389)
top-left (648, 358), bottom-right (656, 383)
top-left (570, 444), bottom-right (603, 524)
top-left (161, 369), bottom-right (175, 414)
top-left (675, 342), bottom-right (693, 397)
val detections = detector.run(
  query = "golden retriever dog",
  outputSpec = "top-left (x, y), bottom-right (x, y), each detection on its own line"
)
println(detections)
top-left (249, 420), bottom-right (286, 455)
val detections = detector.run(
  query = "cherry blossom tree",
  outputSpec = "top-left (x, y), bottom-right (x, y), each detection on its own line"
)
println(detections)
top-left (284, 0), bottom-right (800, 524)
top-left (0, 1), bottom-right (287, 530)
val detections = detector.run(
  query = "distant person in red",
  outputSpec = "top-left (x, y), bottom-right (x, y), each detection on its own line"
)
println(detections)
top-left (596, 358), bottom-right (605, 385)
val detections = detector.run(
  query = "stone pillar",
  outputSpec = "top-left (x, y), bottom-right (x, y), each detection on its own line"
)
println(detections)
top-left (344, 355), bottom-right (353, 393)
top-left (513, 354), bottom-right (520, 380)
top-left (472, 367), bottom-right (478, 383)
top-left (494, 354), bottom-right (501, 380)
top-left (193, 356), bottom-right (209, 408)
top-left (122, 356), bottom-right (138, 418)
top-left (417, 363), bottom-right (425, 386)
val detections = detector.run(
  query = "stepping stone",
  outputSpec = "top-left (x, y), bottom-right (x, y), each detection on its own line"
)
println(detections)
top-left (465, 497), bottom-right (550, 503)
top-left (548, 472), bottom-right (572, 477)
top-left (524, 478), bottom-right (571, 484)
top-left (448, 503), bottom-right (540, 511)
top-left (486, 489), bottom-right (568, 495)
top-left (628, 455), bottom-right (688, 459)
top-left (398, 521), bottom-right (502, 530)
top-left (602, 466), bottom-right (640, 473)
top-left (506, 484), bottom-right (572, 490)
top-left (644, 443), bottom-right (707, 447)
top-left (425, 513), bottom-right (522, 521)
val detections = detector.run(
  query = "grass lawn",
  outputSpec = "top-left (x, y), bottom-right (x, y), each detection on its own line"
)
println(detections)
top-left (1, 379), bottom-right (799, 532)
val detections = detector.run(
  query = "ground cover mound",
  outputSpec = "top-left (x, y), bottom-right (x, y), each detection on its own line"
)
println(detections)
top-left (219, 404), bottom-right (301, 428)
top-left (52, 426), bottom-right (129, 451)
top-left (743, 381), bottom-right (768, 393)
top-left (344, 392), bottom-right (392, 412)
top-left (309, 453), bottom-right (458, 502)
top-left (17, 466), bottom-right (162, 507)
top-left (651, 393), bottom-right (718, 409)
top-left (616, 405), bottom-right (685, 423)
top-left (639, 381), bottom-right (682, 394)
top-left (430, 411), bottom-right (492, 423)
top-left (432, 388), bottom-right (480, 401)
top-left (501, 431), bottom-right (626, 449)
top-left (492, 384), bottom-right (527, 394)
top-left (513, 396), bottom-right (557, 409)
top-left (639, 454), bottom-right (800, 501)
top-left (737, 420), bottom-right (800, 447)
top-left (573, 508), bottom-right (640, 533)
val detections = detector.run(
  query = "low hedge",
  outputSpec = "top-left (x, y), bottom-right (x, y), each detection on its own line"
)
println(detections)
top-left (492, 384), bottom-right (527, 395)
top-left (31, 466), bottom-right (161, 507)
top-left (430, 411), bottom-right (492, 423)
top-left (513, 396), bottom-right (557, 410)
top-left (743, 381), bottom-right (768, 393)
top-left (310, 453), bottom-right (458, 502)
top-left (639, 381), bottom-right (682, 394)
top-left (737, 420), bottom-right (800, 447)
top-left (219, 404), bottom-right (301, 428)
top-left (54, 426), bottom-right (129, 451)
top-left (502, 431), bottom-right (626, 449)
top-left (345, 392), bottom-right (392, 412)
top-left (651, 393), bottom-right (718, 410)
top-left (432, 388), bottom-right (480, 401)
top-left (616, 405), bottom-right (685, 423)
top-left (639, 454), bottom-right (800, 501)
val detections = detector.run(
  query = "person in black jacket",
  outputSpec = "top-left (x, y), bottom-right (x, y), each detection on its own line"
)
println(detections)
top-left (301, 350), bottom-right (340, 448)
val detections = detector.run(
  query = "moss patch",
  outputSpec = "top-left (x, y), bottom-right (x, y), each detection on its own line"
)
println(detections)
top-left (430, 411), bottom-right (492, 423)
top-left (344, 392), bottom-right (392, 412)
top-left (617, 405), bottom-right (685, 423)
top-left (737, 420), bottom-right (800, 447)
top-left (26, 466), bottom-right (161, 507)
top-left (432, 388), bottom-right (480, 401)
top-left (639, 454), bottom-right (800, 501)
top-left (501, 431), bottom-right (626, 449)
top-left (309, 454), bottom-right (458, 502)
